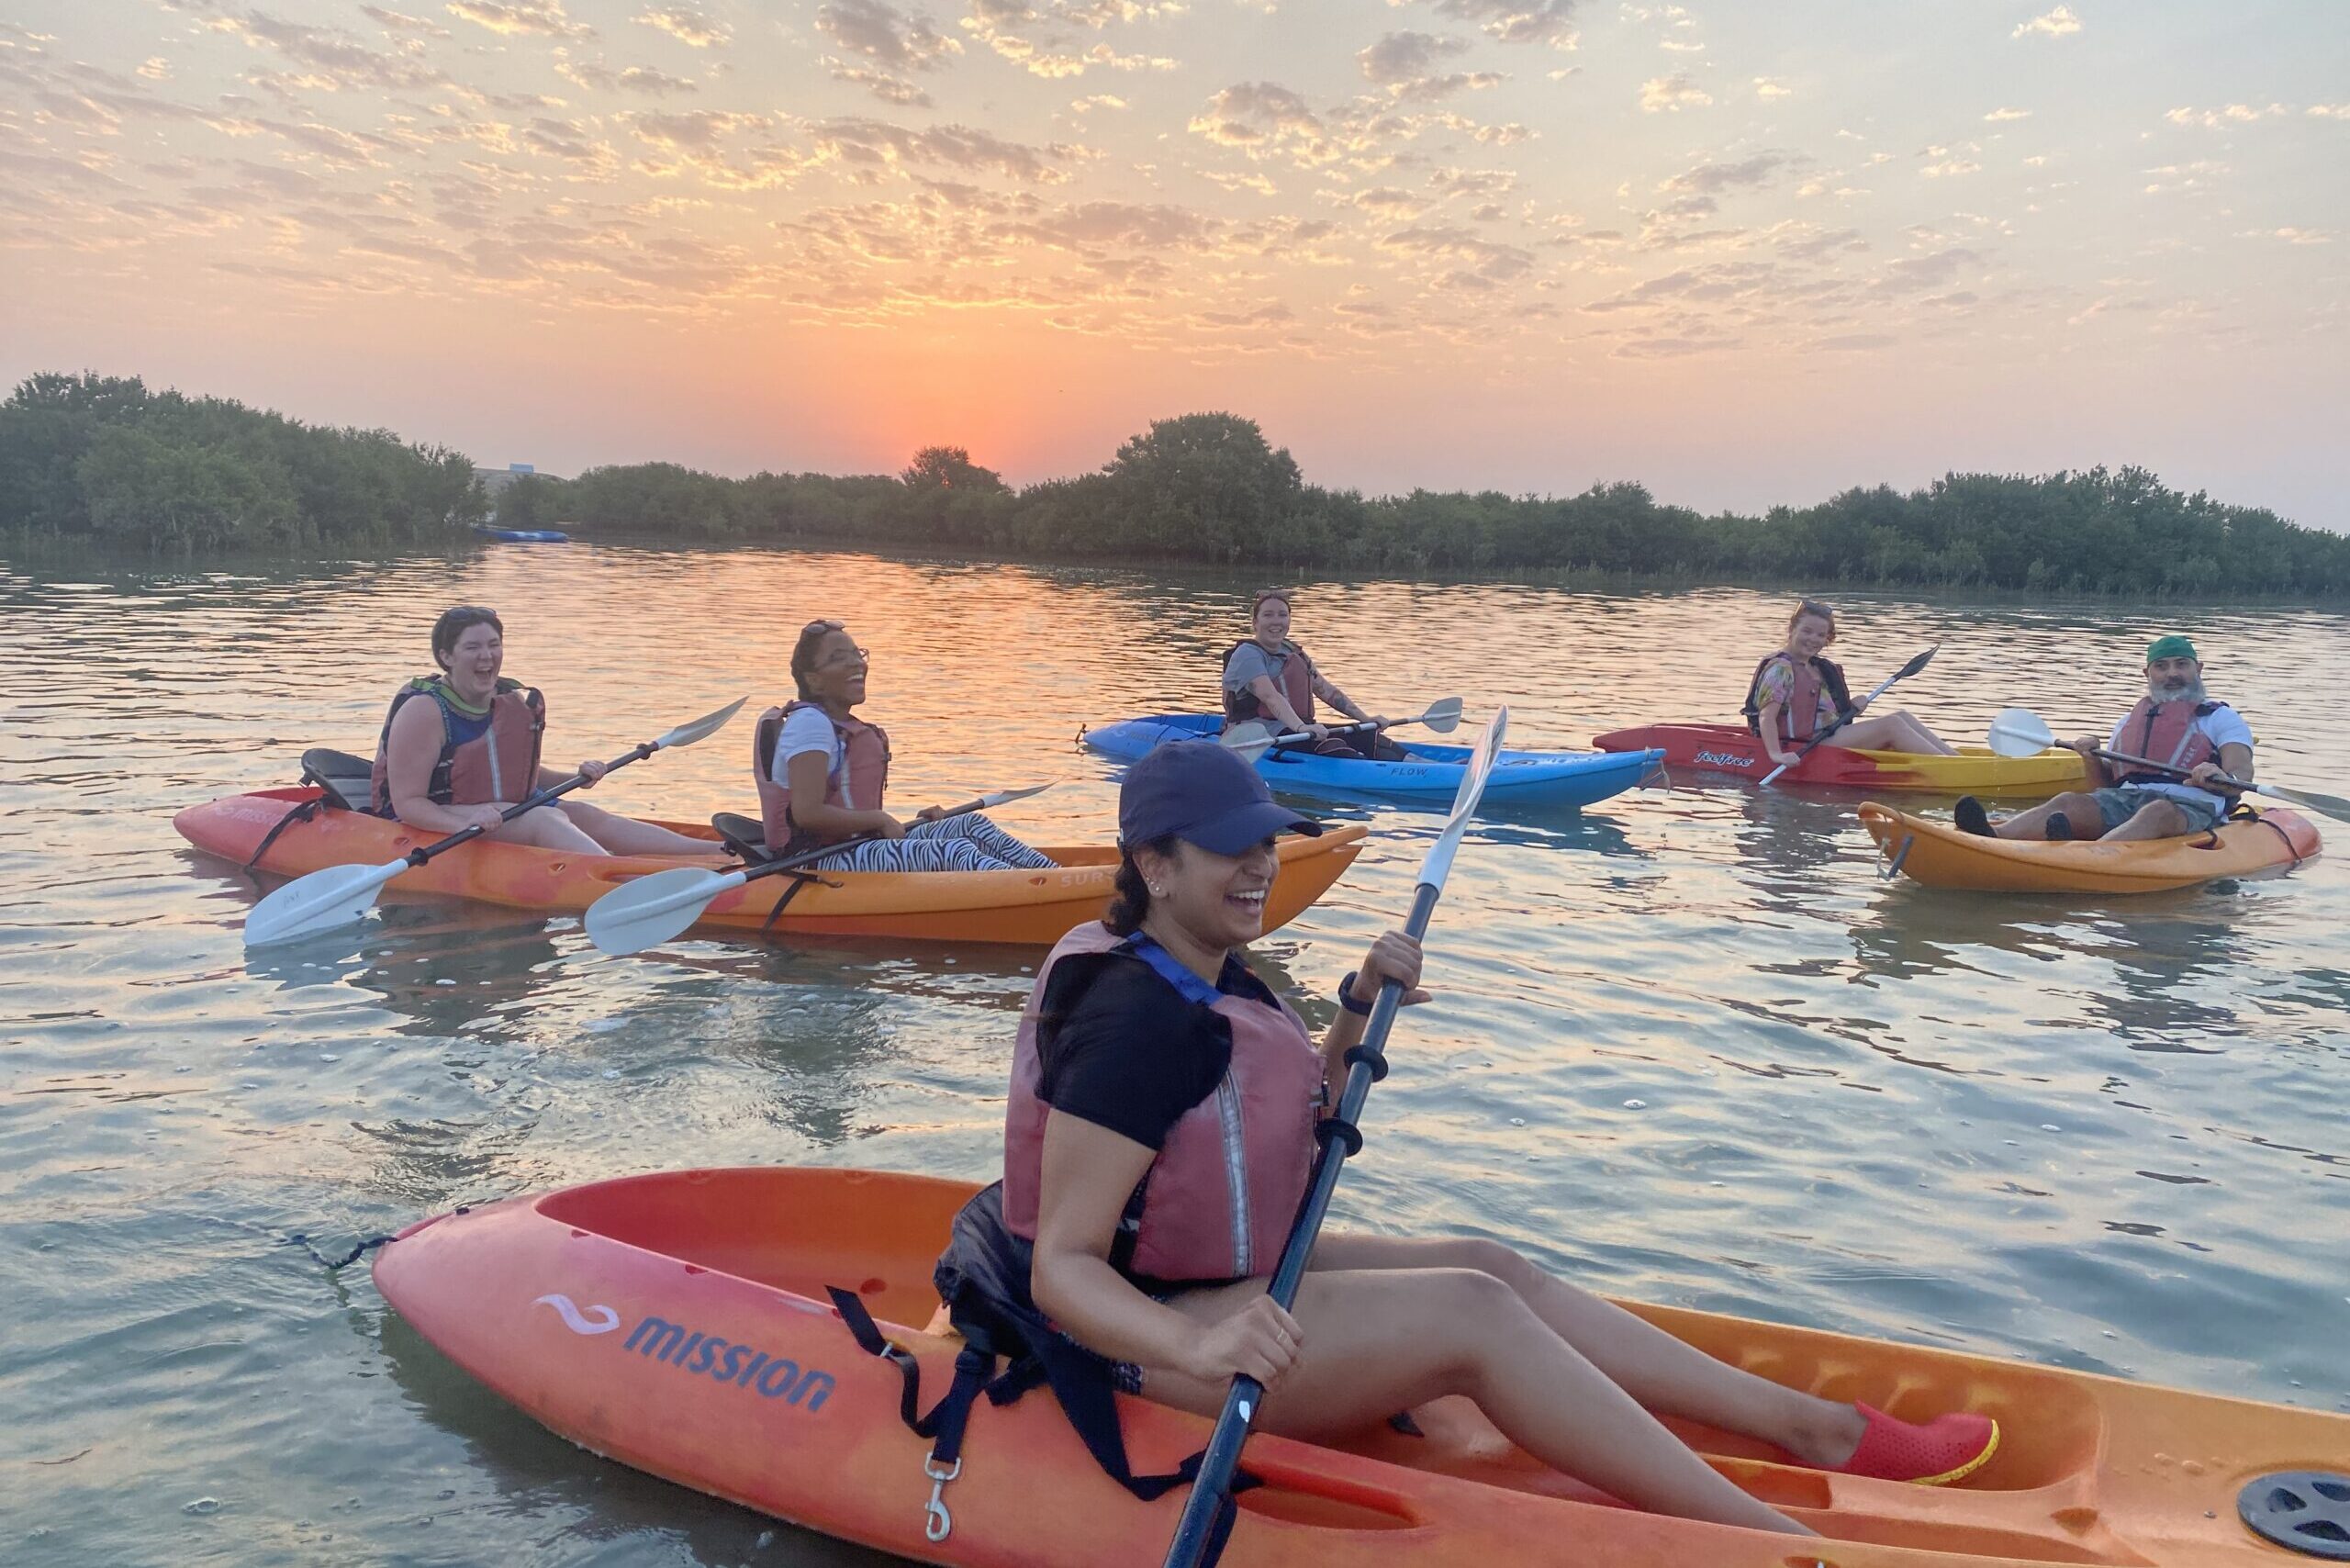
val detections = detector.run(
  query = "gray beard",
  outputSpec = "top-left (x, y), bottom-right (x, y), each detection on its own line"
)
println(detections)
top-left (2148, 677), bottom-right (2208, 705)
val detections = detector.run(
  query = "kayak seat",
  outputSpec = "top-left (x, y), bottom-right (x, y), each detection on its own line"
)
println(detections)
top-left (300, 748), bottom-right (376, 812)
top-left (710, 812), bottom-right (780, 866)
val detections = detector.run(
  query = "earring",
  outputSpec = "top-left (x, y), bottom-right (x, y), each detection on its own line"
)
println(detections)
top-left (1147, 884), bottom-right (1164, 897)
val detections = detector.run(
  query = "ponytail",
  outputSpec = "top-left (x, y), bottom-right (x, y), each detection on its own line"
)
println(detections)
top-left (1104, 834), bottom-right (1178, 935)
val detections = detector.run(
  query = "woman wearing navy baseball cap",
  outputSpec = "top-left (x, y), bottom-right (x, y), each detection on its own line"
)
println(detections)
top-left (928, 741), bottom-right (1996, 1532)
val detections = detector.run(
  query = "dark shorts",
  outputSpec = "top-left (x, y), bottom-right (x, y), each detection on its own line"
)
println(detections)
top-left (2090, 787), bottom-right (2221, 834)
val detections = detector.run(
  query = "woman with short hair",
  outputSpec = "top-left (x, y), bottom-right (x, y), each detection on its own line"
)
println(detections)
top-left (372, 605), bottom-right (712, 857)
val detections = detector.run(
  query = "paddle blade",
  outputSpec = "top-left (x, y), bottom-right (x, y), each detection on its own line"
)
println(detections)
top-left (1896, 643), bottom-right (1941, 680)
top-left (243, 859), bottom-right (400, 947)
top-left (1218, 721), bottom-right (1278, 760)
top-left (972, 782), bottom-right (1054, 810)
top-left (1986, 707), bottom-right (2056, 758)
top-left (2260, 781), bottom-right (2350, 826)
top-left (1417, 708), bottom-right (1509, 892)
top-left (584, 865), bottom-right (747, 956)
top-left (655, 696), bottom-right (748, 751)
top-left (1416, 697), bottom-right (1466, 734)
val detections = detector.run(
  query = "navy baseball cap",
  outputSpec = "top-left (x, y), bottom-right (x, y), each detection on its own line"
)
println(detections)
top-left (1119, 742), bottom-right (1324, 855)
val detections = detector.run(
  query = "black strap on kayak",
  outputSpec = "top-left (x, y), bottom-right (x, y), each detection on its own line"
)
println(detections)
top-left (831, 1287), bottom-right (999, 1543)
top-left (828, 1283), bottom-right (1255, 1545)
top-left (242, 796), bottom-right (325, 873)
top-left (759, 870), bottom-right (822, 937)
top-left (287, 1231), bottom-right (397, 1271)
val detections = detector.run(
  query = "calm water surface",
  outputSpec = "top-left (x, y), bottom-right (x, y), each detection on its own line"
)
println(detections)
top-left (3, 545), bottom-right (2345, 1566)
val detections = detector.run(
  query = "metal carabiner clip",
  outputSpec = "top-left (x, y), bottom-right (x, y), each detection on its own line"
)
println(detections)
top-left (923, 1455), bottom-right (961, 1543)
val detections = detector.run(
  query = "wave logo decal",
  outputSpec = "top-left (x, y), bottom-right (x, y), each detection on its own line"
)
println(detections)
top-left (534, 1293), bottom-right (621, 1335)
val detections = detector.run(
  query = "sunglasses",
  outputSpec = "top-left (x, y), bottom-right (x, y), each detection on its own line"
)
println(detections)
top-left (802, 618), bottom-right (845, 634)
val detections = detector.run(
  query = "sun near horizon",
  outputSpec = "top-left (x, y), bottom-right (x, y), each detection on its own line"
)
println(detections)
top-left (2, 1), bottom-right (2344, 524)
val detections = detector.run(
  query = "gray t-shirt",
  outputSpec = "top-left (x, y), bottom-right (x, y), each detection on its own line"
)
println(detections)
top-left (1223, 640), bottom-right (1310, 698)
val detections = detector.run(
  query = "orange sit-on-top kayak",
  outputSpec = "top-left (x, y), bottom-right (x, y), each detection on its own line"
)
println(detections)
top-left (375, 1166), bottom-right (2350, 1568)
top-left (1861, 803), bottom-right (2322, 894)
top-left (173, 788), bottom-right (1365, 945)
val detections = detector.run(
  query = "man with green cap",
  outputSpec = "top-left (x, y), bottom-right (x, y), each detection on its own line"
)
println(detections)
top-left (1955, 633), bottom-right (2255, 842)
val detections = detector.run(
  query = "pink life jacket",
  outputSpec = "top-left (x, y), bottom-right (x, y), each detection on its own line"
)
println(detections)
top-left (369, 677), bottom-right (544, 816)
top-left (1743, 653), bottom-right (1852, 744)
top-left (1003, 921), bottom-right (1324, 1283)
top-left (2110, 696), bottom-right (2223, 785)
top-left (1222, 640), bottom-right (1316, 730)
top-left (752, 700), bottom-right (892, 852)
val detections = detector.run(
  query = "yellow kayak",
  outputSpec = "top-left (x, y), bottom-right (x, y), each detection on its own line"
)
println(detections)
top-left (1596, 725), bottom-right (2089, 797)
top-left (1861, 802), bottom-right (2323, 893)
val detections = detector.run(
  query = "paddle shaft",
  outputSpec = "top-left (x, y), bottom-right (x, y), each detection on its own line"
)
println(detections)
top-left (1256, 701), bottom-right (1455, 750)
top-left (1756, 663), bottom-right (1917, 787)
top-left (2094, 748), bottom-right (2255, 794)
top-left (1159, 879), bottom-right (1438, 1568)
top-left (399, 740), bottom-right (660, 869)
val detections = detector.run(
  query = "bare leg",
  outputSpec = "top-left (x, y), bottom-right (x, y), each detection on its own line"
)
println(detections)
top-left (1836, 712), bottom-right (1957, 756)
top-left (1145, 1267), bottom-right (1815, 1537)
top-left (2099, 799), bottom-right (2193, 842)
top-left (486, 806), bottom-right (609, 853)
top-left (1312, 1234), bottom-right (1863, 1465)
top-left (556, 800), bottom-right (722, 857)
top-left (1991, 790), bottom-right (2102, 841)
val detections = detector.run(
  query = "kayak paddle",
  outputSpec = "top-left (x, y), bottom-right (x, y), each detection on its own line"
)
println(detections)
top-left (1988, 710), bottom-right (2350, 823)
top-left (1159, 708), bottom-right (1510, 1568)
top-left (242, 697), bottom-right (746, 948)
top-left (1220, 697), bottom-right (1465, 762)
top-left (2095, 748), bottom-right (2350, 825)
top-left (582, 783), bottom-right (1055, 956)
top-left (1756, 644), bottom-right (1937, 789)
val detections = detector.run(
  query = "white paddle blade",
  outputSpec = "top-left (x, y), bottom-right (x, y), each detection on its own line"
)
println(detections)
top-left (655, 696), bottom-right (748, 751)
top-left (1418, 708), bottom-right (1509, 891)
top-left (584, 865), bottom-right (748, 956)
top-left (1417, 697), bottom-right (1466, 734)
top-left (973, 782), bottom-right (1055, 810)
top-left (1218, 722), bottom-right (1278, 759)
top-left (1986, 707), bottom-right (2057, 758)
top-left (243, 858), bottom-right (401, 947)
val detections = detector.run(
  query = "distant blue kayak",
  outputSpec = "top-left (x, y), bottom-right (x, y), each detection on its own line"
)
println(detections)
top-left (1082, 714), bottom-right (1663, 808)
top-left (475, 526), bottom-right (571, 543)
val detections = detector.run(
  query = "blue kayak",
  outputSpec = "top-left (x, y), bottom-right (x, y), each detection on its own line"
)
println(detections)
top-left (475, 526), bottom-right (571, 543)
top-left (1082, 714), bottom-right (1663, 808)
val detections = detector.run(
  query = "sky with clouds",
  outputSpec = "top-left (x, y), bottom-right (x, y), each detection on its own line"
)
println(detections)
top-left (3, 1), bottom-right (2344, 526)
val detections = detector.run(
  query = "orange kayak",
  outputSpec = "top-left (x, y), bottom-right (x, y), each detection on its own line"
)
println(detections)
top-left (173, 788), bottom-right (1365, 945)
top-left (1861, 803), bottom-right (2322, 893)
top-left (375, 1166), bottom-right (2350, 1567)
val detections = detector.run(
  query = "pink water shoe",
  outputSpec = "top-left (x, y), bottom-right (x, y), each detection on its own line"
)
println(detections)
top-left (1831, 1402), bottom-right (2000, 1486)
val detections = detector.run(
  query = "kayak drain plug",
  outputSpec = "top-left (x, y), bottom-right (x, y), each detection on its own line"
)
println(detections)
top-left (2238, 1472), bottom-right (2350, 1560)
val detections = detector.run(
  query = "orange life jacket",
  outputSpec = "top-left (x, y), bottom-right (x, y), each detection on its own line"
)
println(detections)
top-left (1743, 653), bottom-right (1853, 744)
top-left (1222, 639), bottom-right (1316, 730)
top-left (369, 677), bottom-right (543, 816)
top-left (1003, 921), bottom-right (1323, 1283)
top-left (752, 701), bottom-right (892, 852)
top-left (2110, 696), bottom-right (2223, 785)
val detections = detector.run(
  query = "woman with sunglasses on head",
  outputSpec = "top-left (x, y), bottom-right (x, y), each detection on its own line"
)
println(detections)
top-left (372, 606), bottom-right (715, 856)
top-left (754, 620), bottom-right (1058, 872)
top-left (927, 740), bottom-right (2000, 1529)
top-left (1743, 599), bottom-right (1956, 768)
top-left (1221, 588), bottom-right (1406, 760)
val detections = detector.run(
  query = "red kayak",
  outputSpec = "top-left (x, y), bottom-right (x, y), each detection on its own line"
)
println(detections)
top-left (1593, 724), bottom-right (2089, 797)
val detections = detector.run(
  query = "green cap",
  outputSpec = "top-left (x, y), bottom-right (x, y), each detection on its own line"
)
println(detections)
top-left (2146, 633), bottom-right (2199, 664)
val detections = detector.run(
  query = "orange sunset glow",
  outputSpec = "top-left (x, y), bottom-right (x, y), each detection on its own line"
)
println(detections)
top-left (3, 0), bottom-right (2344, 522)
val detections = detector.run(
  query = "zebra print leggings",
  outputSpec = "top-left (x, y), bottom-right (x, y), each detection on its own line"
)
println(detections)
top-left (802, 813), bottom-right (1058, 873)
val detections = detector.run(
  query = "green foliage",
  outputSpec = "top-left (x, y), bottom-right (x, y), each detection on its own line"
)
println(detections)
top-left (0, 371), bottom-right (484, 551)
top-left (6, 375), bottom-right (2343, 596)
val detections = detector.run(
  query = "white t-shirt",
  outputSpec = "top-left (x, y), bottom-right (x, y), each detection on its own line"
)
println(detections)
top-left (2108, 703), bottom-right (2254, 812)
top-left (771, 706), bottom-right (849, 798)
